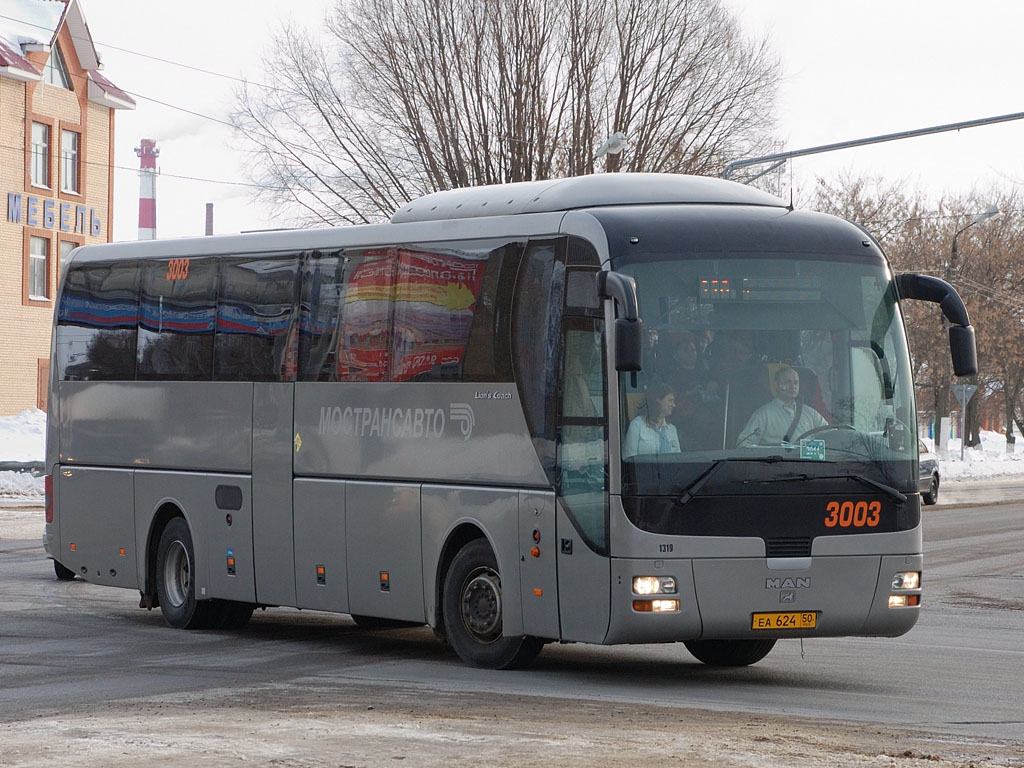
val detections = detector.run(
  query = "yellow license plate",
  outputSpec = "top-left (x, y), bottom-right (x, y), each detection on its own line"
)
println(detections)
top-left (751, 612), bottom-right (817, 630)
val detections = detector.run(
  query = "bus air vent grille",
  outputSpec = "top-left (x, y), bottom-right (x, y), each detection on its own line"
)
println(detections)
top-left (765, 537), bottom-right (812, 557)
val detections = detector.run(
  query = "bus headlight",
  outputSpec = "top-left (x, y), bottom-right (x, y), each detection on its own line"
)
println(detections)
top-left (633, 576), bottom-right (677, 595)
top-left (891, 571), bottom-right (921, 590)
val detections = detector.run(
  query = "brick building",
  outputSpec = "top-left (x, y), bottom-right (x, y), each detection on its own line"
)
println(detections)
top-left (0, 0), bottom-right (133, 414)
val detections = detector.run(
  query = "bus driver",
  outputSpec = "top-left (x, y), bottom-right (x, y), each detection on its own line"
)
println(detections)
top-left (737, 366), bottom-right (827, 447)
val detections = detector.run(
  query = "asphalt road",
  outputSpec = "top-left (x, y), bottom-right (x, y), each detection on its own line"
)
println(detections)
top-left (0, 501), bottom-right (1021, 765)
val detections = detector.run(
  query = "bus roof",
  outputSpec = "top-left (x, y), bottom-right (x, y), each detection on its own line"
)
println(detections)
top-left (390, 173), bottom-right (785, 224)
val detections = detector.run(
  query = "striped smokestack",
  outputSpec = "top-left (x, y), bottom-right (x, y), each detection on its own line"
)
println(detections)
top-left (135, 139), bottom-right (159, 240)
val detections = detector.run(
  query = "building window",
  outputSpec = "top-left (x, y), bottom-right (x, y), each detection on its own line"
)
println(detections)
top-left (44, 44), bottom-right (72, 89)
top-left (59, 239), bottom-right (78, 264)
top-left (61, 130), bottom-right (80, 193)
top-left (31, 122), bottom-right (50, 188)
top-left (29, 235), bottom-right (50, 300)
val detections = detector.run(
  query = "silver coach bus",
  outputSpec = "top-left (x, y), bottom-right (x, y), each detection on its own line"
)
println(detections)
top-left (44, 174), bottom-right (976, 669)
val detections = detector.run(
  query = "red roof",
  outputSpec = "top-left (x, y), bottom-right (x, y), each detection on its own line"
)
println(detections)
top-left (0, 34), bottom-right (42, 80)
top-left (0, 0), bottom-right (133, 108)
top-left (88, 67), bottom-right (135, 108)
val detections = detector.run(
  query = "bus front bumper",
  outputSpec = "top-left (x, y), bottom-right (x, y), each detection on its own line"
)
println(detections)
top-left (604, 554), bottom-right (922, 644)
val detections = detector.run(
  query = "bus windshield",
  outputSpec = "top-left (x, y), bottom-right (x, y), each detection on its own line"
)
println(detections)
top-left (616, 253), bottom-right (917, 500)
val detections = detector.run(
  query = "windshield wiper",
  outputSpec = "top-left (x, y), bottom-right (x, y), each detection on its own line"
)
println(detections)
top-left (676, 456), bottom-right (787, 506)
top-left (743, 472), bottom-right (907, 502)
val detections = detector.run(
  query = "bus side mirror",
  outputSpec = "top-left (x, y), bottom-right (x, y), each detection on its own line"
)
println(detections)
top-left (614, 318), bottom-right (643, 372)
top-left (895, 273), bottom-right (978, 376)
top-left (949, 324), bottom-right (978, 378)
top-left (597, 272), bottom-right (644, 372)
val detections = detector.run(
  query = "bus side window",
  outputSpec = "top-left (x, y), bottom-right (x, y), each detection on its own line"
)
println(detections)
top-left (137, 258), bottom-right (216, 381)
top-left (332, 250), bottom-right (394, 382)
top-left (298, 251), bottom-right (353, 382)
top-left (56, 260), bottom-right (140, 381)
top-left (391, 244), bottom-right (489, 382)
top-left (215, 255), bottom-right (299, 382)
top-left (513, 241), bottom-right (563, 483)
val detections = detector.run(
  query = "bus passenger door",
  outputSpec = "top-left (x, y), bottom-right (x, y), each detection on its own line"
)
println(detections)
top-left (252, 382), bottom-right (297, 607)
top-left (556, 324), bottom-right (611, 643)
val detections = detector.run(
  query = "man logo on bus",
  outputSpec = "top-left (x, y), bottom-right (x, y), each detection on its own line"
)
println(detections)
top-left (449, 403), bottom-right (475, 440)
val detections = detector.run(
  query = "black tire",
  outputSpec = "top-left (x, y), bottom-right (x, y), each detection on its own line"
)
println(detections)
top-left (155, 517), bottom-right (217, 629)
top-left (683, 638), bottom-right (776, 667)
top-left (53, 559), bottom-right (76, 581)
top-left (442, 538), bottom-right (543, 669)
top-left (922, 474), bottom-right (939, 506)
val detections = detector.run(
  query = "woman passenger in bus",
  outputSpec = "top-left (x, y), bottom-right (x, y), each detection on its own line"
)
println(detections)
top-left (623, 381), bottom-right (682, 459)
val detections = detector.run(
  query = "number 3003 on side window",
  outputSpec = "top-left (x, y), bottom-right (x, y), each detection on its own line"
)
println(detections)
top-left (166, 258), bottom-right (190, 281)
top-left (824, 500), bottom-right (880, 528)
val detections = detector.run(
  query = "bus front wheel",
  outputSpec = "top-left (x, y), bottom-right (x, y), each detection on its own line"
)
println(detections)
top-left (155, 517), bottom-right (216, 629)
top-left (442, 539), bottom-right (543, 669)
top-left (683, 638), bottom-right (776, 666)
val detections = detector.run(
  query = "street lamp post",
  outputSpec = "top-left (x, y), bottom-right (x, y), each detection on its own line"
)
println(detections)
top-left (950, 204), bottom-right (1000, 276)
top-left (944, 204), bottom-right (1000, 456)
top-left (594, 132), bottom-right (627, 172)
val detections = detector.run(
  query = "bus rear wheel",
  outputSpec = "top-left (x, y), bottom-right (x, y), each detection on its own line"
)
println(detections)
top-left (155, 517), bottom-right (217, 629)
top-left (443, 539), bottom-right (543, 669)
top-left (53, 559), bottom-right (76, 581)
top-left (683, 638), bottom-right (776, 667)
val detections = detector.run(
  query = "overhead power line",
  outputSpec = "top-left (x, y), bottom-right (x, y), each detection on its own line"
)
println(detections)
top-left (0, 140), bottom-right (292, 191)
top-left (0, 12), bottom-right (279, 91)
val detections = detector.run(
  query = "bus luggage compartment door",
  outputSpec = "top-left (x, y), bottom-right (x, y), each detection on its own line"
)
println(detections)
top-left (346, 481), bottom-right (424, 623)
top-left (56, 467), bottom-right (137, 589)
top-left (293, 478), bottom-right (348, 613)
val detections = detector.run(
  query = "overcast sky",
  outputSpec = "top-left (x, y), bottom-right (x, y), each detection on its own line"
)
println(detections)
top-left (76, 0), bottom-right (1024, 240)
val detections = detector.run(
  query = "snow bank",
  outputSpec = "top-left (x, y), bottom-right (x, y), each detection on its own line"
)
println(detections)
top-left (924, 430), bottom-right (1024, 480)
top-left (0, 408), bottom-right (45, 462)
top-left (0, 470), bottom-right (45, 498)
top-left (0, 409), bottom-right (46, 500)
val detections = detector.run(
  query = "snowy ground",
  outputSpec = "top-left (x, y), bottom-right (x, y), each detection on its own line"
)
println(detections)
top-left (3, 409), bottom-right (1024, 504)
top-left (0, 409), bottom-right (45, 502)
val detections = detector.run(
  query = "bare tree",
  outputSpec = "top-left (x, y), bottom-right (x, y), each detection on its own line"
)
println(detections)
top-left (811, 175), bottom-right (1024, 450)
top-left (947, 193), bottom-right (1024, 448)
top-left (809, 175), bottom-right (966, 434)
top-left (232, 0), bottom-right (780, 226)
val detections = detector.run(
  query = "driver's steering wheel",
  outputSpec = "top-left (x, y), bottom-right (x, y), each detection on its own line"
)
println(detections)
top-left (796, 423), bottom-right (856, 441)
